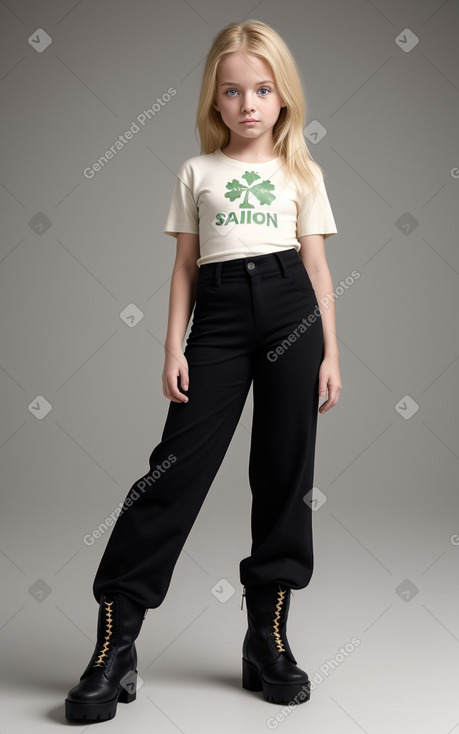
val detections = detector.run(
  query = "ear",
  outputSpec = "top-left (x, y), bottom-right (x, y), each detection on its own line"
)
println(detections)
top-left (213, 100), bottom-right (220, 112)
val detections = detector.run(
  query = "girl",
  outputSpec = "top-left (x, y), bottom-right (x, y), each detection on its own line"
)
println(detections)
top-left (65, 19), bottom-right (341, 721)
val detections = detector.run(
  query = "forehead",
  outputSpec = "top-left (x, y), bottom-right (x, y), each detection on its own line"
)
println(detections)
top-left (216, 52), bottom-right (273, 82)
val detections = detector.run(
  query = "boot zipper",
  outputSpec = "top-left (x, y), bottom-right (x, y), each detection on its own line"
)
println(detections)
top-left (241, 585), bottom-right (246, 611)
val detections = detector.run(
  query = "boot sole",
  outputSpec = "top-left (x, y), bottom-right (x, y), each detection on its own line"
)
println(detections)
top-left (65, 671), bottom-right (137, 721)
top-left (242, 658), bottom-right (310, 705)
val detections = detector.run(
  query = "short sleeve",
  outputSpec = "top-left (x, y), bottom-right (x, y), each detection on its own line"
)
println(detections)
top-left (163, 161), bottom-right (199, 238)
top-left (296, 171), bottom-right (338, 240)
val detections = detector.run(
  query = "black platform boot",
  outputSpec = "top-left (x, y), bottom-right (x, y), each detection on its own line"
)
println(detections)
top-left (241, 582), bottom-right (310, 705)
top-left (65, 592), bottom-right (147, 722)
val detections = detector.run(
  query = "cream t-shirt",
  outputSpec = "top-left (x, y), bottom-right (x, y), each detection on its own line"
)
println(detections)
top-left (163, 148), bottom-right (338, 267)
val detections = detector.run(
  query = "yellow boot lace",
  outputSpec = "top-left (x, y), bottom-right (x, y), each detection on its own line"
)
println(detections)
top-left (272, 587), bottom-right (286, 653)
top-left (93, 600), bottom-right (114, 667)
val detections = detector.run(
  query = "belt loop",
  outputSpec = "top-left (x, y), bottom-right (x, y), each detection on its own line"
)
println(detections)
top-left (213, 261), bottom-right (222, 288)
top-left (274, 252), bottom-right (288, 278)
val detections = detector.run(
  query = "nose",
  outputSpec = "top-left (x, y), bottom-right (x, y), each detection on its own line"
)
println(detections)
top-left (241, 93), bottom-right (256, 113)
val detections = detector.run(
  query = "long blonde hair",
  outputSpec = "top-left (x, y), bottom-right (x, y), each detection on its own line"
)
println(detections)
top-left (196, 19), bottom-right (324, 195)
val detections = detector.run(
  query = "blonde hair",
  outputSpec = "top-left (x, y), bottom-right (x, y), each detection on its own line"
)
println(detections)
top-left (195, 19), bottom-right (324, 195)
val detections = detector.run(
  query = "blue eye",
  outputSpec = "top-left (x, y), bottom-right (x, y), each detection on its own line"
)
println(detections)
top-left (224, 87), bottom-right (271, 97)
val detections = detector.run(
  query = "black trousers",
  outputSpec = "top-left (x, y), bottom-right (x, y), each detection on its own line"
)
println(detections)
top-left (93, 247), bottom-right (324, 609)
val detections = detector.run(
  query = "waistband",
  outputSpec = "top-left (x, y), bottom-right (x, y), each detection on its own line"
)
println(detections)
top-left (198, 247), bottom-right (300, 285)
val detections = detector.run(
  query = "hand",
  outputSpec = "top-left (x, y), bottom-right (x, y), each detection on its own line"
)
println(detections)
top-left (318, 354), bottom-right (342, 414)
top-left (162, 347), bottom-right (190, 403)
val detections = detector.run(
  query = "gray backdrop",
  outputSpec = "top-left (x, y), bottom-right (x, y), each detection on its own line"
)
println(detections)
top-left (1, 1), bottom-right (458, 732)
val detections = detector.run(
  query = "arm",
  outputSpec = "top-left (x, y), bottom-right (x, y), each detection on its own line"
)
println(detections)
top-left (162, 232), bottom-right (200, 403)
top-left (297, 234), bottom-right (342, 413)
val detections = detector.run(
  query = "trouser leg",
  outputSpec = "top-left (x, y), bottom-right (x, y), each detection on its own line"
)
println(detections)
top-left (93, 273), bottom-right (253, 610)
top-left (239, 251), bottom-right (324, 589)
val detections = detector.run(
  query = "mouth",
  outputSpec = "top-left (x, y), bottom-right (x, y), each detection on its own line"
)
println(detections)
top-left (241, 119), bottom-right (259, 124)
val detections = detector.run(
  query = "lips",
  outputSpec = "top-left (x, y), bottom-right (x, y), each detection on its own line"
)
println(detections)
top-left (241, 119), bottom-right (258, 123)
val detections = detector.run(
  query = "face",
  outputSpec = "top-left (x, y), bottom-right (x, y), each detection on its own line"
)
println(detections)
top-left (213, 52), bottom-right (285, 144)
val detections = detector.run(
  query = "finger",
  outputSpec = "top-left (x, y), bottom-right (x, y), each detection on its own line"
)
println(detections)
top-left (164, 375), bottom-right (189, 403)
top-left (165, 390), bottom-right (188, 403)
top-left (179, 366), bottom-right (189, 391)
top-left (169, 386), bottom-right (189, 402)
top-left (328, 386), bottom-right (341, 404)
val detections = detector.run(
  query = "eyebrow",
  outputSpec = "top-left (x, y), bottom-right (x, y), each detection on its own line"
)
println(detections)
top-left (220, 79), bottom-right (275, 86)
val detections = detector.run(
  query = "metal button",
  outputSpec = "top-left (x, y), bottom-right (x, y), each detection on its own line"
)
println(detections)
top-left (247, 262), bottom-right (255, 270)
